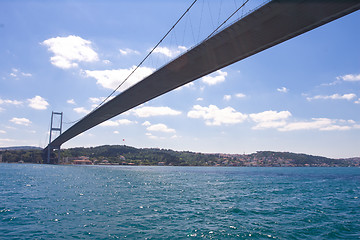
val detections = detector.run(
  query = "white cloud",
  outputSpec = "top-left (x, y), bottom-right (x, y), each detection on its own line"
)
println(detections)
top-left (119, 48), bottom-right (140, 55)
top-left (145, 132), bottom-right (164, 140)
top-left (88, 96), bottom-right (114, 105)
top-left (152, 46), bottom-right (187, 58)
top-left (0, 98), bottom-right (23, 105)
top-left (246, 111), bottom-right (358, 132)
top-left (117, 119), bottom-right (134, 125)
top-left (9, 68), bottom-right (32, 79)
top-left (201, 70), bottom-right (227, 85)
top-left (132, 106), bottom-right (181, 118)
top-left (337, 73), bottom-right (360, 82)
top-left (100, 119), bottom-right (135, 127)
top-left (114, 131), bottom-right (119, 134)
top-left (278, 118), bottom-right (354, 132)
top-left (142, 121), bottom-right (151, 126)
top-left (73, 107), bottom-right (90, 114)
top-left (42, 35), bottom-right (99, 69)
top-left (0, 130), bottom-right (6, 134)
top-left (67, 99), bottom-right (76, 105)
top-left (306, 93), bottom-right (357, 101)
top-left (250, 110), bottom-right (292, 123)
top-left (0, 107), bottom-right (4, 112)
top-left (277, 87), bottom-right (288, 93)
top-left (10, 117), bottom-right (31, 126)
top-left (89, 97), bottom-right (104, 103)
top-left (84, 66), bottom-right (155, 92)
top-left (355, 98), bottom-right (360, 104)
top-left (252, 121), bottom-right (287, 130)
top-left (187, 105), bottom-right (248, 126)
top-left (22, 72), bottom-right (32, 77)
top-left (27, 96), bottom-right (49, 110)
top-left (175, 82), bottom-right (195, 91)
top-left (147, 123), bottom-right (175, 133)
top-left (249, 110), bottom-right (292, 130)
top-left (196, 97), bottom-right (204, 101)
top-left (321, 80), bottom-right (341, 87)
top-left (235, 93), bottom-right (246, 98)
top-left (99, 120), bottom-right (119, 127)
top-left (224, 95), bottom-right (231, 101)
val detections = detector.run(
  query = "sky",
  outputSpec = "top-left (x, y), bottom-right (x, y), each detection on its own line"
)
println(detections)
top-left (0, 0), bottom-right (359, 158)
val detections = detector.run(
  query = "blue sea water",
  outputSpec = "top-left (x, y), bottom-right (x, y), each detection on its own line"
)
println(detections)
top-left (0, 164), bottom-right (359, 239)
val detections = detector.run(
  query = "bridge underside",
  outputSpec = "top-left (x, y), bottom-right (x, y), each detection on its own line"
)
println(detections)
top-left (45, 0), bottom-right (360, 154)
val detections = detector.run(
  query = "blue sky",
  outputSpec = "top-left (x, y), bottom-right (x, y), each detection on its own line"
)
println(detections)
top-left (0, 0), bottom-right (359, 158)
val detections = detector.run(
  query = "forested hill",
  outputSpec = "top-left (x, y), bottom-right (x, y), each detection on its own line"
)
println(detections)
top-left (0, 145), bottom-right (359, 167)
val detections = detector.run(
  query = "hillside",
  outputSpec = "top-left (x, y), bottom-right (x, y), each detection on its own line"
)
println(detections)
top-left (1, 145), bottom-right (359, 167)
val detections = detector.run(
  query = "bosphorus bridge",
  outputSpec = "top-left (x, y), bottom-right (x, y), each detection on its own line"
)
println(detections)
top-left (44, 0), bottom-right (360, 163)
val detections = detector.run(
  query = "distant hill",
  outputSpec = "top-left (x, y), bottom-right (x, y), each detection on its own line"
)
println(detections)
top-left (0, 145), bottom-right (359, 167)
top-left (0, 146), bottom-right (42, 151)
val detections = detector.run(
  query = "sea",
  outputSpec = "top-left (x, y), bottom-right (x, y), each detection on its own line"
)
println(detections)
top-left (0, 164), bottom-right (359, 239)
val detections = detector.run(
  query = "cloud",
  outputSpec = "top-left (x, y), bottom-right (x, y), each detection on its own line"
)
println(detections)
top-left (252, 121), bottom-right (287, 130)
top-left (196, 98), bottom-right (204, 101)
top-left (119, 48), bottom-right (140, 55)
top-left (10, 117), bottom-right (31, 126)
top-left (88, 96), bottom-right (114, 104)
top-left (132, 106), bottom-right (181, 118)
top-left (42, 35), bottom-right (99, 69)
top-left (67, 99), bottom-right (76, 105)
top-left (277, 87), bottom-right (288, 93)
top-left (0, 107), bottom-right (4, 112)
top-left (355, 98), bottom-right (360, 104)
top-left (27, 95), bottom-right (49, 110)
top-left (187, 105), bottom-right (248, 126)
top-left (152, 46), bottom-right (187, 58)
top-left (9, 68), bottom-right (32, 79)
top-left (142, 121), bottom-right (151, 126)
top-left (306, 93), bottom-right (357, 101)
top-left (0, 98), bottom-right (23, 106)
top-left (223, 93), bottom-right (246, 101)
top-left (113, 131), bottom-right (119, 134)
top-left (99, 119), bottom-right (135, 127)
top-left (146, 123), bottom-right (175, 133)
top-left (223, 95), bottom-right (231, 101)
top-left (250, 110), bottom-right (292, 123)
top-left (278, 118), bottom-right (350, 132)
top-left (337, 73), bottom-right (360, 82)
top-left (175, 82), bottom-right (195, 91)
top-left (73, 107), bottom-right (90, 114)
top-left (201, 70), bottom-right (227, 85)
top-left (235, 93), bottom-right (246, 98)
top-left (0, 130), bottom-right (6, 134)
top-left (84, 66), bottom-right (155, 92)
top-left (321, 80), bottom-right (341, 87)
top-left (249, 110), bottom-right (291, 130)
top-left (145, 132), bottom-right (164, 140)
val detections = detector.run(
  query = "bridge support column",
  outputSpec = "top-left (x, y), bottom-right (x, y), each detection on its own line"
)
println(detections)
top-left (47, 111), bottom-right (63, 164)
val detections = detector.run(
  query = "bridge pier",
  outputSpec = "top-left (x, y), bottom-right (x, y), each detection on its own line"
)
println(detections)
top-left (44, 111), bottom-right (63, 164)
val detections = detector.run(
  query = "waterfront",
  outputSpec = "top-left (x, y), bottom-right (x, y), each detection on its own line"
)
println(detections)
top-left (1, 164), bottom-right (359, 239)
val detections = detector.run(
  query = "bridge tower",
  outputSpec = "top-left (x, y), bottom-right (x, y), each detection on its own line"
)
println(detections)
top-left (47, 111), bottom-right (63, 164)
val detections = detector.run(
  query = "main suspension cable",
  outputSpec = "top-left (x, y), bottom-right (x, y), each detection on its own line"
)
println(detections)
top-left (64, 0), bottom-right (198, 125)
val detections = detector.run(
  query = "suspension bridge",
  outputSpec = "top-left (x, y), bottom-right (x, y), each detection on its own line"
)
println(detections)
top-left (44, 0), bottom-right (360, 163)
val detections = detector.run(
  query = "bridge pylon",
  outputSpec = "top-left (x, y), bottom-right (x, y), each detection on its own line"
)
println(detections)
top-left (46, 111), bottom-right (63, 164)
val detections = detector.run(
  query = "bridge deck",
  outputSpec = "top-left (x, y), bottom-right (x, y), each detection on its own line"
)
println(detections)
top-left (45, 0), bottom-right (360, 152)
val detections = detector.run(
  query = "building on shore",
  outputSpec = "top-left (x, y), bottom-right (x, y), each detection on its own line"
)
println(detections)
top-left (72, 156), bottom-right (93, 165)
